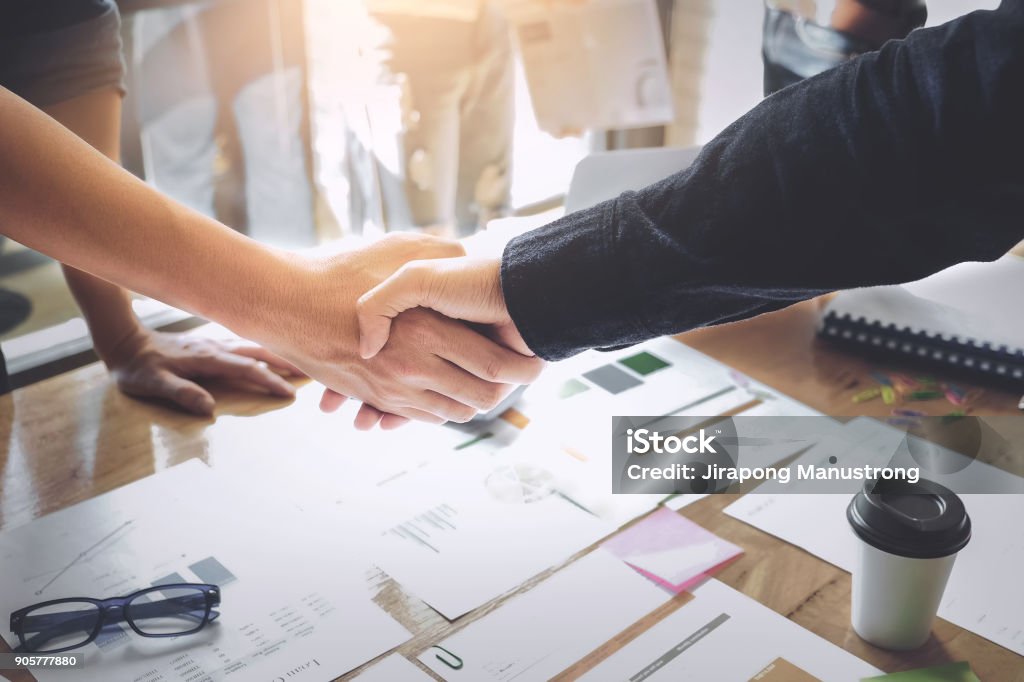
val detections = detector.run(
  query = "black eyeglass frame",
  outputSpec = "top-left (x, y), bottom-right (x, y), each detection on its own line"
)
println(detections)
top-left (9, 583), bottom-right (221, 654)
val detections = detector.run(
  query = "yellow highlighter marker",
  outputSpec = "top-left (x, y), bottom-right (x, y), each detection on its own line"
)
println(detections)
top-left (853, 387), bottom-right (882, 403)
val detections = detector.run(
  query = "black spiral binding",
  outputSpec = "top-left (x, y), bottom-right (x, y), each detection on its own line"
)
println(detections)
top-left (818, 311), bottom-right (1024, 389)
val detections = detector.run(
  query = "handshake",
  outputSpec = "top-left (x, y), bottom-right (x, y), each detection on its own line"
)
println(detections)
top-left (254, 233), bottom-right (544, 430)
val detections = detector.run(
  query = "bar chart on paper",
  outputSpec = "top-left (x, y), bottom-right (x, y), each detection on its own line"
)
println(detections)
top-left (502, 338), bottom-right (825, 527)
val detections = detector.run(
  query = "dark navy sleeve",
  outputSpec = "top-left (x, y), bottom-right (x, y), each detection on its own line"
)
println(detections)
top-left (501, 0), bottom-right (1024, 361)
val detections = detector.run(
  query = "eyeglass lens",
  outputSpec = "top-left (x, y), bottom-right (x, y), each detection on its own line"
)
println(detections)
top-left (20, 601), bottom-right (101, 653)
top-left (127, 586), bottom-right (209, 636)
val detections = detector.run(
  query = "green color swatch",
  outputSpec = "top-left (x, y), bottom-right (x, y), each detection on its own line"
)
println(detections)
top-left (861, 662), bottom-right (980, 682)
top-left (455, 432), bottom-right (494, 451)
top-left (619, 351), bottom-right (670, 376)
top-left (558, 378), bottom-right (590, 399)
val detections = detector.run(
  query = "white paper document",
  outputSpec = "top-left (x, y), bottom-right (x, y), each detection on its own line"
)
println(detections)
top-left (208, 385), bottom-right (465, 511)
top-left (352, 654), bottom-right (433, 681)
top-left (662, 493), bottom-right (709, 511)
top-left (578, 579), bottom-right (880, 681)
top-left (0, 461), bottom-right (411, 681)
top-left (419, 549), bottom-right (669, 681)
top-left (725, 420), bottom-right (1024, 656)
top-left (216, 338), bottom-right (819, 534)
top-left (511, 338), bottom-right (817, 527)
top-left (340, 456), bottom-right (615, 619)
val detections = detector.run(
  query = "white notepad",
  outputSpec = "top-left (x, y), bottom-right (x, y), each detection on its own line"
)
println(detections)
top-left (820, 254), bottom-right (1024, 380)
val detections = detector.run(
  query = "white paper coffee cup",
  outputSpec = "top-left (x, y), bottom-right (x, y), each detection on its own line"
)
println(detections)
top-left (847, 479), bottom-right (971, 650)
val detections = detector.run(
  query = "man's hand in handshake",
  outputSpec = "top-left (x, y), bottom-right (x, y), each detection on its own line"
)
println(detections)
top-left (353, 256), bottom-right (535, 429)
top-left (258, 238), bottom-right (541, 430)
top-left (357, 257), bottom-right (522, 358)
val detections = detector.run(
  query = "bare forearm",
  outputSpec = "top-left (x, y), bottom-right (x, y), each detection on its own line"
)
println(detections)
top-left (60, 265), bottom-right (138, 360)
top-left (0, 86), bottom-right (297, 343)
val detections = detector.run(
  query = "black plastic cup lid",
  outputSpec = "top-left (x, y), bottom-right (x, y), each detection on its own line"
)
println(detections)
top-left (846, 478), bottom-right (971, 559)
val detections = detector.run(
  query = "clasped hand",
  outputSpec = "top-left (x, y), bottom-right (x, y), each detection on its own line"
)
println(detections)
top-left (262, 234), bottom-right (540, 430)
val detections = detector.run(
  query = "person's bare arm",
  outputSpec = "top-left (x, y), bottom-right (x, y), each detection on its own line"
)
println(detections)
top-left (40, 88), bottom-right (298, 414)
top-left (0, 86), bottom-right (542, 423)
top-left (0, 86), bottom-right (290, 329)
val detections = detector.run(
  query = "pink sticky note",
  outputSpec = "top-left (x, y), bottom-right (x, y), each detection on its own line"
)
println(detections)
top-left (602, 508), bottom-right (742, 593)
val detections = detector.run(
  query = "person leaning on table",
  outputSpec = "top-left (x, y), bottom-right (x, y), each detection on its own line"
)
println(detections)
top-left (0, 0), bottom-right (311, 412)
top-left (353, 0), bottom-right (1024, 423)
top-left (0, 3), bottom-right (543, 429)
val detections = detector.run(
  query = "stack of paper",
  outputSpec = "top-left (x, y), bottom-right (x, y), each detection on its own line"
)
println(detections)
top-left (418, 552), bottom-right (878, 681)
top-left (0, 461), bottom-right (411, 682)
top-left (418, 550), bottom-right (670, 680)
top-left (0, 333), bottom-right (846, 682)
top-left (576, 579), bottom-right (880, 680)
top-left (507, 338), bottom-right (824, 527)
top-left (335, 456), bottom-right (615, 619)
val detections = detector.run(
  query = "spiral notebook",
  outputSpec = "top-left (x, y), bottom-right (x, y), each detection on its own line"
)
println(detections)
top-left (818, 255), bottom-right (1024, 386)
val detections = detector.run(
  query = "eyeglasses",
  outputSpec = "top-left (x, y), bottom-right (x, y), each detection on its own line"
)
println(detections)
top-left (9, 583), bottom-right (221, 654)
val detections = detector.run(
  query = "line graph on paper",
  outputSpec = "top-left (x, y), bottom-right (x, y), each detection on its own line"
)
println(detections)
top-left (19, 520), bottom-right (137, 596)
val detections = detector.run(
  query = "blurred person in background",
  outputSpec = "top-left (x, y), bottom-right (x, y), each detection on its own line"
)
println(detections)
top-left (763, 0), bottom-right (928, 94)
top-left (364, 0), bottom-right (516, 237)
top-left (129, 0), bottom-right (317, 248)
top-left (0, 0), bottom-right (302, 410)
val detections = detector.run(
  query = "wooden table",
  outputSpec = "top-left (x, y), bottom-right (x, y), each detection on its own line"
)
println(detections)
top-left (1, 299), bottom-right (1022, 681)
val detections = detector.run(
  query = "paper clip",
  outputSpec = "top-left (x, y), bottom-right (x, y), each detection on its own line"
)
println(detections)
top-left (432, 645), bottom-right (464, 670)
